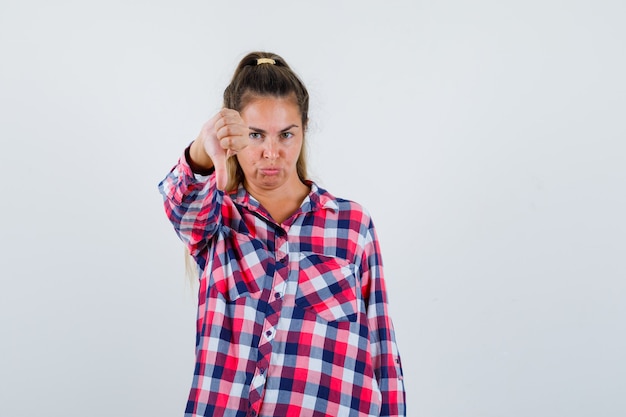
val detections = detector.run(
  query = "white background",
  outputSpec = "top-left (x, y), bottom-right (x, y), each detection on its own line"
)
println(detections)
top-left (1, 1), bottom-right (625, 416)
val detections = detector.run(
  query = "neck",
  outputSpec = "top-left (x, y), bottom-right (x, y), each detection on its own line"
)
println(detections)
top-left (245, 180), bottom-right (310, 224)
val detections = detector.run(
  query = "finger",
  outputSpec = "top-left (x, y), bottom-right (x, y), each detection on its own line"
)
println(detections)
top-left (214, 109), bottom-right (243, 130)
top-left (226, 149), bottom-right (237, 159)
top-left (220, 134), bottom-right (250, 154)
top-left (211, 153), bottom-right (228, 191)
top-left (219, 108), bottom-right (241, 119)
top-left (216, 122), bottom-right (247, 141)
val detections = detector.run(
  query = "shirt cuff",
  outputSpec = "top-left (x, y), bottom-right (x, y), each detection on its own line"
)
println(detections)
top-left (184, 145), bottom-right (215, 176)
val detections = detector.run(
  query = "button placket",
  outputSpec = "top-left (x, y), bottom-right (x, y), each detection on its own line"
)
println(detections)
top-left (273, 282), bottom-right (286, 300)
top-left (275, 232), bottom-right (289, 266)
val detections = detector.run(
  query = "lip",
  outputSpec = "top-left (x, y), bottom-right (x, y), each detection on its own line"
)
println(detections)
top-left (259, 168), bottom-right (280, 176)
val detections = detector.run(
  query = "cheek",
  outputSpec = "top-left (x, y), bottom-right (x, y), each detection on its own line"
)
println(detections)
top-left (289, 142), bottom-right (304, 160)
top-left (237, 149), bottom-right (255, 167)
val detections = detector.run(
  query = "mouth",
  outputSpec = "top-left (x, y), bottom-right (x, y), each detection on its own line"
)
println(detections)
top-left (259, 168), bottom-right (280, 176)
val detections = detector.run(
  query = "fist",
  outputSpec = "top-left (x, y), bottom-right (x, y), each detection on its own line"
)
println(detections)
top-left (198, 109), bottom-right (250, 190)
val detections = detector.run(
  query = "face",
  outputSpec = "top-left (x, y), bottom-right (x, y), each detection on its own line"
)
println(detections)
top-left (237, 95), bottom-right (305, 194)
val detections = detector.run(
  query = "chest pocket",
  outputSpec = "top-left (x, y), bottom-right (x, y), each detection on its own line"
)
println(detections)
top-left (295, 252), bottom-right (359, 322)
top-left (208, 231), bottom-right (270, 302)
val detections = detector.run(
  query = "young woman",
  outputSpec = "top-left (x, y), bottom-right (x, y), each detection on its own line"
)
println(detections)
top-left (159, 51), bottom-right (405, 417)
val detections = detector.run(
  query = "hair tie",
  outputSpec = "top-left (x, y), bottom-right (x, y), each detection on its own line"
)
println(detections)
top-left (256, 58), bottom-right (276, 65)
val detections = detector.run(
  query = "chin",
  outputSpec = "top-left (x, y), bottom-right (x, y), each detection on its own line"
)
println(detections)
top-left (260, 180), bottom-right (283, 189)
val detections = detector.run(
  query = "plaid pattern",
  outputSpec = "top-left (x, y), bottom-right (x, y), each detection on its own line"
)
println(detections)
top-left (159, 153), bottom-right (405, 417)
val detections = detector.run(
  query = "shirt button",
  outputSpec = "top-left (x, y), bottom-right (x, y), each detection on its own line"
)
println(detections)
top-left (266, 330), bottom-right (272, 337)
top-left (278, 256), bottom-right (288, 264)
top-left (274, 292), bottom-right (281, 299)
top-left (259, 368), bottom-right (266, 374)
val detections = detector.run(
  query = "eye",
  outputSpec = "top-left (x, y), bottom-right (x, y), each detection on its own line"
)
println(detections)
top-left (249, 132), bottom-right (262, 140)
top-left (280, 132), bottom-right (294, 139)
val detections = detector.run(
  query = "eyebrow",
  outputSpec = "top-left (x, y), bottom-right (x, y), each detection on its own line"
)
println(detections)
top-left (248, 124), bottom-right (299, 134)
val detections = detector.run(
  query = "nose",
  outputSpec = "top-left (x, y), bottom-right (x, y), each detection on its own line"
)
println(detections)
top-left (263, 139), bottom-right (278, 160)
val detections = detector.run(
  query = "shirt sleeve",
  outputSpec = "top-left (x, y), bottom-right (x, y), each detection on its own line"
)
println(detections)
top-left (360, 216), bottom-right (406, 417)
top-left (157, 150), bottom-right (223, 260)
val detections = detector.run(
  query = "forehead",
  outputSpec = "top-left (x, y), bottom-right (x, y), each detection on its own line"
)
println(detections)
top-left (240, 96), bottom-right (301, 127)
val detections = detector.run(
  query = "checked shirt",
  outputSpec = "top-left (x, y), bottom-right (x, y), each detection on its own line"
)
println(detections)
top-left (159, 153), bottom-right (406, 417)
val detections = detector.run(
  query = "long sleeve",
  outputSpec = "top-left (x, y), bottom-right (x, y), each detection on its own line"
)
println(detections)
top-left (361, 218), bottom-right (406, 417)
top-left (157, 152), bottom-right (223, 260)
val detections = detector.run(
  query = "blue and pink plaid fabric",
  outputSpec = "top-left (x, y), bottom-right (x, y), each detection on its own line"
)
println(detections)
top-left (159, 152), bottom-right (405, 416)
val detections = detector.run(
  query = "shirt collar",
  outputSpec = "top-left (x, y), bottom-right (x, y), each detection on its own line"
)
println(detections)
top-left (305, 181), bottom-right (339, 213)
top-left (229, 181), bottom-right (339, 215)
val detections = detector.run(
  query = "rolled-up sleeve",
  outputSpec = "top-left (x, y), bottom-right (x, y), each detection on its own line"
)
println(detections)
top-left (157, 151), bottom-right (222, 259)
